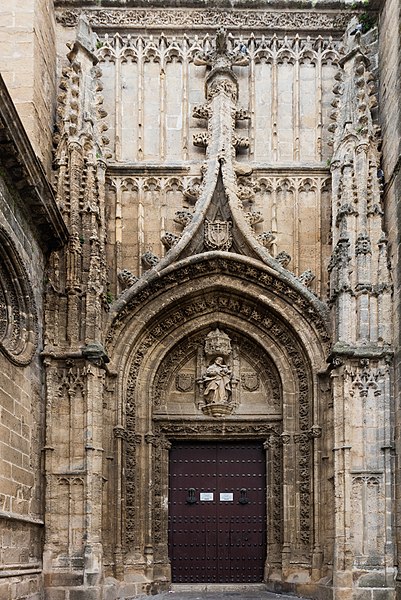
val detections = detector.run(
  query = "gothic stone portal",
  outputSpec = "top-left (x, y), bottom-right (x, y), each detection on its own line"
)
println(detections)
top-left (121, 315), bottom-right (319, 591)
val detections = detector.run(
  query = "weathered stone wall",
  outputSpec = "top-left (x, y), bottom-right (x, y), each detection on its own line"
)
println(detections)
top-left (0, 177), bottom-right (45, 599)
top-left (0, 70), bottom-right (67, 600)
top-left (0, 0), bottom-right (56, 174)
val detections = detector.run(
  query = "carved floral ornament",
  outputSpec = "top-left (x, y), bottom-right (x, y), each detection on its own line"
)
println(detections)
top-left (56, 8), bottom-right (357, 31)
top-left (0, 227), bottom-right (38, 365)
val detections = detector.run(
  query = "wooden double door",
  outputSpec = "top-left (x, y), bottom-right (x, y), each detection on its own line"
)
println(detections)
top-left (168, 441), bottom-right (266, 583)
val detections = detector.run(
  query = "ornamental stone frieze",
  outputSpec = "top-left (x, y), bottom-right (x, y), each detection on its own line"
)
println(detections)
top-left (55, 8), bottom-right (358, 31)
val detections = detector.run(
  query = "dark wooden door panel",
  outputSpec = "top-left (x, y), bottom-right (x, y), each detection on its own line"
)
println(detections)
top-left (169, 441), bottom-right (266, 583)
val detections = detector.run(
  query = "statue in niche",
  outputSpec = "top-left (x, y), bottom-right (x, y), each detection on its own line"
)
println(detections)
top-left (196, 328), bottom-right (239, 417)
top-left (202, 356), bottom-right (232, 405)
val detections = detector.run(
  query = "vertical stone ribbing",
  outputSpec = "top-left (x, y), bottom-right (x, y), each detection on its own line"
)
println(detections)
top-left (329, 18), bottom-right (394, 600)
top-left (43, 14), bottom-right (110, 600)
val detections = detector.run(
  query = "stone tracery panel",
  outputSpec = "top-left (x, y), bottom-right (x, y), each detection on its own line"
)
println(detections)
top-left (96, 33), bottom-right (340, 165)
top-left (106, 175), bottom-right (331, 295)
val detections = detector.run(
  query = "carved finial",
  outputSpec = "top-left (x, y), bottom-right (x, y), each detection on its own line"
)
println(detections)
top-left (161, 232), bottom-right (180, 249)
top-left (193, 27), bottom-right (249, 71)
top-left (245, 210), bottom-right (263, 227)
top-left (258, 231), bottom-right (276, 250)
top-left (174, 210), bottom-right (193, 227)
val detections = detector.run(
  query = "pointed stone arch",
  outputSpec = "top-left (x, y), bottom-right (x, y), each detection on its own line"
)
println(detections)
top-left (105, 252), bottom-right (329, 589)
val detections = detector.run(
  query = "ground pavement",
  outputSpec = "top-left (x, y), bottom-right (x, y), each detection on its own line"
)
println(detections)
top-left (138, 585), bottom-right (299, 600)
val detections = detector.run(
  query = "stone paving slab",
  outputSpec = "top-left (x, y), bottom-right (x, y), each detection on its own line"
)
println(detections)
top-left (138, 586), bottom-right (298, 600)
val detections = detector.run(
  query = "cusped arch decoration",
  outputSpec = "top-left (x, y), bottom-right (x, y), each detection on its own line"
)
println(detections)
top-left (0, 226), bottom-right (38, 365)
top-left (107, 252), bottom-right (330, 354)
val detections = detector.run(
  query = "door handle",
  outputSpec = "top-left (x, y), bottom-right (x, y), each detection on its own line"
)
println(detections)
top-left (186, 488), bottom-right (197, 504)
top-left (239, 488), bottom-right (249, 505)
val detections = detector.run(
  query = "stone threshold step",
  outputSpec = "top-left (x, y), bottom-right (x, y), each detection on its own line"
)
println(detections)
top-left (171, 584), bottom-right (269, 592)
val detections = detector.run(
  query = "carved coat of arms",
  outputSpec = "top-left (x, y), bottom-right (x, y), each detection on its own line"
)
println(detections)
top-left (204, 219), bottom-right (232, 251)
top-left (241, 372), bottom-right (260, 392)
top-left (176, 373), bottom-right (194, 392)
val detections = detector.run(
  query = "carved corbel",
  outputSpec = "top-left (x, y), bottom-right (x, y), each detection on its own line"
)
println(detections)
top-left (82, 341), bottom-right (110, 367)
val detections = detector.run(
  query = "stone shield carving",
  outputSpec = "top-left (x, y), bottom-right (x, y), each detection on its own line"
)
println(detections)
top-left (241, 371), bottom-right (260, 392)
top-left (204, 220), bottom-right (232, 251)
top-left (175, 373), bottom-right (194, 392)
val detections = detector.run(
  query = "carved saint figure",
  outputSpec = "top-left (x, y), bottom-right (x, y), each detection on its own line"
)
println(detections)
top-left (203, 356), bottom-right (232, 404)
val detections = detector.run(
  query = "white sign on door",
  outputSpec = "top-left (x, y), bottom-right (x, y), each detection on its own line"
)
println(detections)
top-left (220, 492), bottom-right (234, 502)
top-left (200, 492), bottom-right (214, 501)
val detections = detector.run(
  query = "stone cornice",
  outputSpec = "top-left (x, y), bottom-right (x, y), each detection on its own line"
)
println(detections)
top-left (0, 75), bottom-right (68, 251)
top-left (106, 162), bottom-right (330, 177)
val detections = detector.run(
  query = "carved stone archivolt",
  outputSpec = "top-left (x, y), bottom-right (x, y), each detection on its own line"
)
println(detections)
top-left (108, 254), bottom-right (330, 353)
top-left (0, 227), bottom-right (38, 365)
top-left (122, 286), bottom-right (315, 551)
